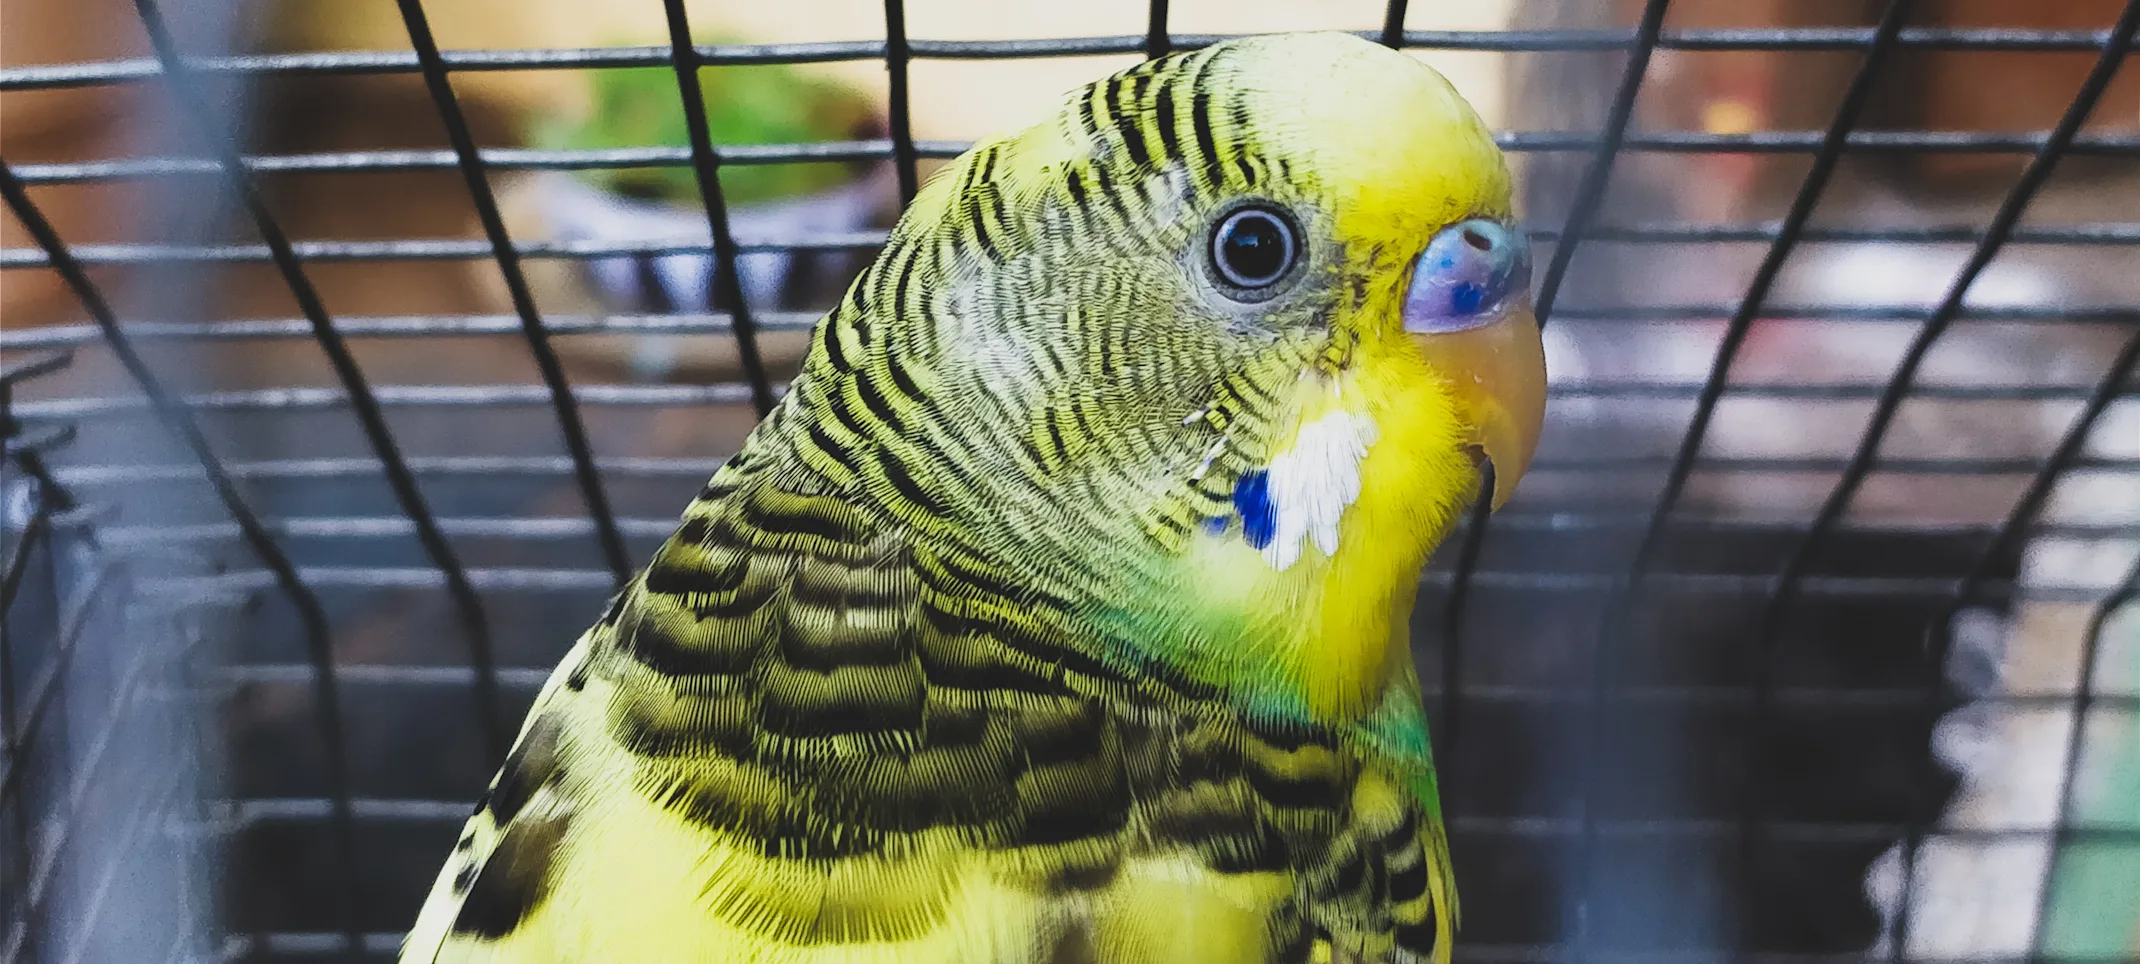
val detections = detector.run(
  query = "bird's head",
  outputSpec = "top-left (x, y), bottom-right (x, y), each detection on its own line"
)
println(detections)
top-left (783, 31), bottom-right (1545, 722)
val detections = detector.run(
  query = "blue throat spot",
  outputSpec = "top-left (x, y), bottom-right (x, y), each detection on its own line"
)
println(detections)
top-left (1202, 514), bottom-right (1230, 536)
top-left (1450, 282), bottom-right (1486, 316)
top-left (1233, 469), bottom-right (1276, 550)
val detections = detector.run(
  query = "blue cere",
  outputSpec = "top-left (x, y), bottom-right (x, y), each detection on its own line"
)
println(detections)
top-left (1403, 219), bottom-right (1532, 335)
top-left (1232, 469), bottom-right (1277, 550)
top-left (1449, 281), bottom-right (1485, 316)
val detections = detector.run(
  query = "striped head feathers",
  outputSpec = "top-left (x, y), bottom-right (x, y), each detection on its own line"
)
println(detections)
top-left (774, 30), bottom-right (1546, 724)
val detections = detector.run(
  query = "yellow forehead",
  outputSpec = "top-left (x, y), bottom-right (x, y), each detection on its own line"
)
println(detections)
top-left (1198, 32), bottom-right (1513, 242)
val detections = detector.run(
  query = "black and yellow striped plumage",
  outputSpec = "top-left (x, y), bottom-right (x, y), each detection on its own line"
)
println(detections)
top-left (403, 32), bottom-right (1545, 964)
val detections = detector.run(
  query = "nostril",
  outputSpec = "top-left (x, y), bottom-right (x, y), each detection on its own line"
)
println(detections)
top-left (1462, 227), bottom-right (1493, 252)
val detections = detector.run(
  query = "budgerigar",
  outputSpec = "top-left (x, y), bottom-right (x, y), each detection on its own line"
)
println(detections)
top-left (402, 31), bottom-right (1546, 964)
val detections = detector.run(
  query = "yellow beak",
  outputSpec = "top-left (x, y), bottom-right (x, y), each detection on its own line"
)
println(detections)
top-left (1410, 300), bottom-right (1547, 510)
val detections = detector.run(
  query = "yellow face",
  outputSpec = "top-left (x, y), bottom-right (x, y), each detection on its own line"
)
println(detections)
top-left (1245, 32), bottom-right (1547, 509)
top-left (1159, 33), bottom-right (1548, 718)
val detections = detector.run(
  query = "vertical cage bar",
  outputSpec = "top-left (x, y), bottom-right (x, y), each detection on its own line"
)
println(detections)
top-left (0, 503), bottom-right (44, 962)
top-left (1935, 319), bottom-right (2140, 635)
top-left (0, 357), bottom-right (77, 519)
top-left (883, 0), bottom-right (919, 204)
top-left (1768, 0), bottom-right (2140, 636)
top-left (660, 1), bottom-right (778, 418)
top-left (1620, 1), bottom-right (1918, 952)
top-left (388, 0), bottom-right (635, 586)
top-left (1145, 0), bottom-right (1171, 59)
top-left (1620, 0), bottom-right (1917, 598)
top-left (2025, 556), bottom-right (2140, 962)
top-left (0, 159), bottom-right (365, 960)
top-left (1435, 1), bottom-right (1673, 893)
top-left (1856, 4), bottom-right (2140, 959)
top-left (127, 0), bottom-right (508, 764)
top-left (1443, 0), bottom-right (1674, 626)
top-left (1380, 0), bottom-right (1410, 49)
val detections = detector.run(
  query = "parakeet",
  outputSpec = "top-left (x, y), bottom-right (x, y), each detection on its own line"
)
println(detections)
top-left (402, 31), bottom-right (1546, 964)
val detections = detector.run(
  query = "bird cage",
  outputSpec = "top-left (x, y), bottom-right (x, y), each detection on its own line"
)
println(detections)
top-left (2, 0), bottom-right (2136, 962)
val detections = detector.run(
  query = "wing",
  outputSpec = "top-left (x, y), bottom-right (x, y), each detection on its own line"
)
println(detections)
top-left (400, 461), bottom-right (1236, 963)
top-left (401, 426), bottom-right (1450, 964)
top-left (1297, 773), bottom-right (1456, 964)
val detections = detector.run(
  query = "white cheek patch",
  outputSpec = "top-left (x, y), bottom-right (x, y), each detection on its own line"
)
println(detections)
top-left (1241, 409), bottom-right (1379, 570)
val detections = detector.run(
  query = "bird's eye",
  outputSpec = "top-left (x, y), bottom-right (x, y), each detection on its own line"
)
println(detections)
top-left (1208, 205), bottom-right (1301, 296)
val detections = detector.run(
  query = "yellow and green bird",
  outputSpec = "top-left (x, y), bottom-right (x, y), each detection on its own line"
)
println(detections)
top-left (401, 30), bottom-right (1546, 964)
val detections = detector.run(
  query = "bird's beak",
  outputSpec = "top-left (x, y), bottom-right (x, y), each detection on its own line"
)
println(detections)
top-left (1409, 298), bottom-right (1546, 510)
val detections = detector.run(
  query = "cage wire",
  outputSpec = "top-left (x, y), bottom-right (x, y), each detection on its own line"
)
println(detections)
top-left (2, 0), bottom-right (2139, 962)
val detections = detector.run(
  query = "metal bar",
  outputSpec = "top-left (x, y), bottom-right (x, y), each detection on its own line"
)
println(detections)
top-left (164, 614), bottom-right (220, 964)
top-left (1505, 129), bottom-right (2140, 154)
top-left (27, 377), bottom-right (2135, 418)
top-left (0, 357), bottom-right (78, 521)
top-left (100, 516), bottom-right (689, 544)
top-left (10, 382), bottom-right (766, 419)
top-left (21, 592), bottom-right (183, 964)
top-left (213, 793), bottom-right (2140, 844)
top-left (54, 454), bottom-right (727, 485)
top-left (26, 141), bottom-right (2140, 189)
top-left (1532, 8), bottom-right (1673, 325)
top-left (1615, 5), bottom-right (1923, 953)
top-left (79, 511), bottom-right (2140, 549)
top-left (17, 307), bottom-right (2130, 350)
top-left (0, 312), bottom-right (807, 349)
top-left (1381, 0), bottom-right (1409, 49)
top-left (0, 233), bottom-right (894, 268)
top-left (2, 425), bottom-right (75, 462)
top-left (41, 447), bottom-right (2140, 499)
top-left (200, 667), bottom-right (2140, 713)
top-left (0, 503), bottom-right (44, 621)
top-left (8, 305), bottom-right (2137, 348)
top-left (0, 507), bottom-right (42, 962)
top-left (1441, 1), bottom-right (1674, 891)
top-left (1, 417), bottom-right (76, 523)
top-left (1544, 304), bottom-right (2140, 322)
top-left (0, 157), bottom-right (364, 959)
top-left (0, 563), bottom-right (111, 819)
top-left (1847, 6), bottom-right (2140, 958)
top-left (0, 351), bottom-right (72, 387)
top-left (9, 143), bottom-right (892, 183)
top-left (1530, 222), bottom-right (2140, 244)
top-left (80, 483), bottom-right (2140, 549)
top-left (18, 216), bottom-right (2140, 270)
top-left (388, 0), bottom-right (632, 585)
top-left (1146, 0), bottom-right (1171, 58)
top-left (16, 301), bottom-right (2125, 332)
top-left (1935, 319), bottom-right (2140, 635)
top-left (133, 565), bottom-right (2113, 603)
top-left (201, 936), bottom-right (2140, 964)
top-left (1623, 0), bottom-right (1918, 600)
top-left (130, 0), bottom-right (505, 765)
top-left (884, 0), bottom-right (919, 203)
top-left (1, 27), bottom-right (2124, 92)
top-left (2024, 555), bottom-right (2140, 961)
top-left (14, 131), bottom-right (2140, 189)
top-left (658, 0), bottom-right (776, 418)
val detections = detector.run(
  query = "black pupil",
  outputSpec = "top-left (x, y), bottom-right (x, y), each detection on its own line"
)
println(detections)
top-left (1219, 212), bottom-right (1289, 285)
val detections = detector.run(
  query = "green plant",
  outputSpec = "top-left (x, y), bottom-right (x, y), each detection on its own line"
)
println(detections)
top-left (534, 42), bottom-right (878, 206)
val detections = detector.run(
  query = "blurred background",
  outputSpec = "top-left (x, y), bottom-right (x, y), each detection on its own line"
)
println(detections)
top-left (2, 1), bottom-right (2137, 962)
